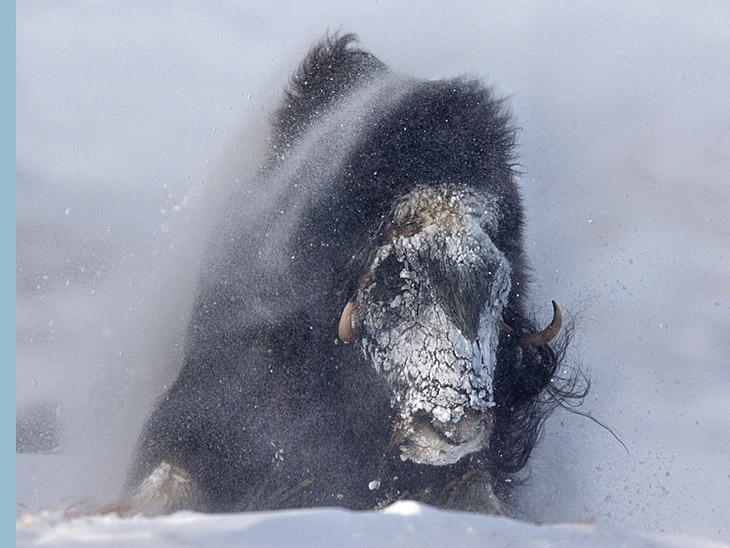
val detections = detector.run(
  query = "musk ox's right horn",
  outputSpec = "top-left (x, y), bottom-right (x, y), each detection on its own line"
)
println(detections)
top-left (519, 301), bottom-right (562, 347)
top-left (338, 300), bottom-right (360, 343)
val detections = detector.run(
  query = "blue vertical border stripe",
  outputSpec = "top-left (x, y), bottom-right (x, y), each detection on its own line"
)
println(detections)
top-left (8, 0), bottom-right (17, 528)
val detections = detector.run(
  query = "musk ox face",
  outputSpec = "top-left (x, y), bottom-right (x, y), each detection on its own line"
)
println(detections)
top-left (339, 185), bottom-right (513, 465)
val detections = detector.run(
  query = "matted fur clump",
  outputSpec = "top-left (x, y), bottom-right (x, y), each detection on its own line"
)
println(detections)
top-left (123, 33), bottom-right (586, 516)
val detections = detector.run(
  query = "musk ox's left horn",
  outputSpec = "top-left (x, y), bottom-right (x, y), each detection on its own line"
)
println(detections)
top-left (338, 300), bottom-right (360, 343)
top-left (520, 301), bottom-right (562, 347)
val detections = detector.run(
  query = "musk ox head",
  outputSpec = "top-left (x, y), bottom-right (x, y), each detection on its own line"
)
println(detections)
top-left (339, 185), bottom-right (560, 466)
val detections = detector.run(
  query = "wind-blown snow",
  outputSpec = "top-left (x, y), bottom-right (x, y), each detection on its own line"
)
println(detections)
top-left (16, 1), bottom-right (730, 546)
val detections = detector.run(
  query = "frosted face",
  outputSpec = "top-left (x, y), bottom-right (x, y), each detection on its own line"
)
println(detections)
top-left (350, 186), bottom-right (511, 465)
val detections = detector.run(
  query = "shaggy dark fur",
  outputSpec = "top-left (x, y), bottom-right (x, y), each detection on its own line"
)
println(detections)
top-left (127, 33), bottom-right (586, 515)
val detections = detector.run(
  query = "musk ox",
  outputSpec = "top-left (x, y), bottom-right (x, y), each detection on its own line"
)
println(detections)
top-left (124, 34), bottom-right (584, 516)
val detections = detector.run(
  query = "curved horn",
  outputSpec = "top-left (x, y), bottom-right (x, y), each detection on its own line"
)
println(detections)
top-left (338, 300), bottom-right (360, 343)
top-left (520, 301), bottom-right (562, 347)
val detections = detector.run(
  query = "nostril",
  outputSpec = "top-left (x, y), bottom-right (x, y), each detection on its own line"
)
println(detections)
top-left (430, 419), bottom-right (461, 445)
top-left (431, 416), bottom-right (483, 445)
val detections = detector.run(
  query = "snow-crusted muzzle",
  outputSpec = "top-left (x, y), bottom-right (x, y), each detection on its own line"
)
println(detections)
top-left (342, 186), bottom-right (512, 465)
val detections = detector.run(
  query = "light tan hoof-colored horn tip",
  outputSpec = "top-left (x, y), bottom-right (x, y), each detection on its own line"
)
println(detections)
top-left (520, 300), bottom-right (562, 347)
top-left (338, 300), bottom-right (359, 343)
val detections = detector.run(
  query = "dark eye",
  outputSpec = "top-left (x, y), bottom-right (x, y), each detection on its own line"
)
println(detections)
top-left (381, 269), bottom-right (401, 289)
top-left (372, 255), bottom-right (403, 299)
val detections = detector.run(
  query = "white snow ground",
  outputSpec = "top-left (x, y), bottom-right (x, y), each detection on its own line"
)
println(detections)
top-left (16, 1), bottom-right (730, 547)
top-left (15, 500), bottom-right (729, 548)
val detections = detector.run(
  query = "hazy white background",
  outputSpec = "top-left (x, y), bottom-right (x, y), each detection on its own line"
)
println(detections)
top-left (16, 1), bottom-right (730, 544)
